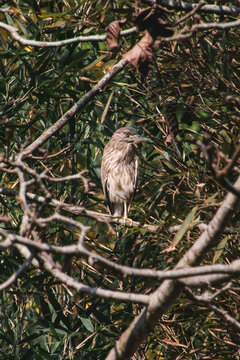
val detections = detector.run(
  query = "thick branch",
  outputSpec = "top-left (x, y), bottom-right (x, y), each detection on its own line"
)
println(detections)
top-left (3, 234), bottom-right (240, 282)
top-left (37, 252), bottom-right (149, 304)
top-left (105, 175), bottom-right (240, 360)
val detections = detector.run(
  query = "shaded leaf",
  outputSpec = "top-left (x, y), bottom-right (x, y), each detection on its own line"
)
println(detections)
top-left (165, 206), bottom-right (198, 252)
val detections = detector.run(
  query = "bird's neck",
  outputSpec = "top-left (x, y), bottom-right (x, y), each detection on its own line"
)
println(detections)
top-left (118, 143), bottom-right (137, 163)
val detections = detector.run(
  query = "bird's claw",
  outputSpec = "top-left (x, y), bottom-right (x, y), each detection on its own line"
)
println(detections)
top-left (122, 216), bottom-right (133, 227)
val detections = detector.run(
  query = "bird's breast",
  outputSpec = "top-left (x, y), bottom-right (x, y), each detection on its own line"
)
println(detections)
top-left (107, 163), bottom-right (136, 201)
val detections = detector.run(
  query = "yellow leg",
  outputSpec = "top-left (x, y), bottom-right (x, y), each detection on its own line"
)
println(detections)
top-left (123, 201), bottom-right (133, 227)
top-left (123, 201), bottom-right (128, 225)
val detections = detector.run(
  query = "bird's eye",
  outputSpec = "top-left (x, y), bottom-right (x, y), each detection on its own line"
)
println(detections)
top-left (125, 132), bottom-right (130, 137)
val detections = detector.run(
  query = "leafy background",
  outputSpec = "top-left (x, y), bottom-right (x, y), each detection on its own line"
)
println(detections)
top-left (0, 0), bottom-right (240, 359)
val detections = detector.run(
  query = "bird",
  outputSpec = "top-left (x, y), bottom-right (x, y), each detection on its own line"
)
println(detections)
top-left (101, 127), bottom-right (153, 219)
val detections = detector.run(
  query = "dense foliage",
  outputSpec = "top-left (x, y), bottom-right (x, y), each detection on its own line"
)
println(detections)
top-left (0, 1), bottom-right (240, 359)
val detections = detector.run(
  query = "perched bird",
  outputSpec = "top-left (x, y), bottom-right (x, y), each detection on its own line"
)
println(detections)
top-left (101, 127), bottom-right (153, 219)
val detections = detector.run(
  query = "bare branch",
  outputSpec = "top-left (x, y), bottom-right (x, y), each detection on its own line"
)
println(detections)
top-left (0, 21), bottom-right (136, 47)
top-left (217, 143), bottom-right (240, 178)
top-left (197, 140), bottom-right (240, 198)
top-left (179, 273), bottom-right (232, 288)
top-left (185, 287), bottom-right (240, 331)
top-left (105, 174), bottom-right (240, 360)
top-left (38, 213), bottom-right (90, 234)
top-left (0, 253), bottom-right (34, 291)
top-left (37, 252), bottom-right (149, 304)
top-left (3, 233), bottom-right (240, 283)
top-left (0, 237), bottom-right (148, 303)
top-left (168, 222), bottom-right (238, 234)
top-left (0, 186), bottom-right (159, 231)
top-left (29, 123), bottom-right (89, 160)
top-left (144, 0), bottom-right (240, 16)
top-left (177, 176), bottom-right (240, 268)
top-left (161, 19), bottom-right (240, 43)
top-left (20, 58), bottom-right (128, 158)
top-left (207, 302), bottom-right (240, 331)
top-left (43, 172), bottom-right (88, 183)
top-left (0, 7), bottom-right (14, 15)
top-left (43, 171), bottom-right (95, 193)
top-left (171, 1), bottom-right (205, 27)
top-left (185, 283), bottom-right (232, 302)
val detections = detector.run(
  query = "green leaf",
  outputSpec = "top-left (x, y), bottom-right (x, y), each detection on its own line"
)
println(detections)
top-left (167, 207), bottom-right (198, 251)
top-left (80, 316), bottom-right (94, 333)
top-left (213, 236), bottom-right (228, 263)
top-left (101, 89), bottom-right (114, 124)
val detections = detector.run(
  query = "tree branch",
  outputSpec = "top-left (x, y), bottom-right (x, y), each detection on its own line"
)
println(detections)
top-left (105, 174), bottom-right (240, 360)
top-left (144, 0), bottom-right (240, 16)
top-left (2, 233), bottom-right (240, 283)
top-left (3, 231), bottom-right (240, 282)
top-left (185, 287), bottom-right (240, 331)
top-left (197, 140), bottom-right (240, 198)
top-left (163, 19), bottom-right (240, 43)
top-left (37, 252), bottom-right (150, 305)
top-left (19, 58), bottom-right (128, 158)
top-left (0, 21), bottom-right (136, 47)
top-left (0, 186), bottom-right (159, 231)
top-left (0, 253), bottom-right (34, 291)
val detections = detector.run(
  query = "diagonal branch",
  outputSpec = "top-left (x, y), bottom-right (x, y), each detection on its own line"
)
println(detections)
top-left (20, 58), bottom-right (128, 159)
top-left (37, 252), bottom-right (149, 305)
top-left (184, 287), bottom-right (240, 331)
top-left (105, 174), bottom-right (240, 360)
top-left (0, 253), bottom-right (35, 291)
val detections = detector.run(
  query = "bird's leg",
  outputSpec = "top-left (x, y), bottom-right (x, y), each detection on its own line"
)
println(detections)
top-left (123, 201), bottom-right (128, 225)
top-left (123, 201), bottom-right (133, 227)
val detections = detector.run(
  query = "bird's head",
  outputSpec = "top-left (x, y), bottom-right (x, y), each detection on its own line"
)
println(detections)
top-left (112, 127), bottom-right (153, 144)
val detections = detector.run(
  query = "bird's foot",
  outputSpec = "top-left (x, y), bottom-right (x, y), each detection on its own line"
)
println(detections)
top-left (122, 216), bottom-right (133, 227)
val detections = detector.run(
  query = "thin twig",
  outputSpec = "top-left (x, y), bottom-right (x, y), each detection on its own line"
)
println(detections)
top-left (162, 20), bottom-right (240, 43)
top-left (0, 253), bottom-right (34, 291)
top-left (185, 287), bottom-right (240, 331)
top-left (171, 1), bottom-right (205, 27)
top-left (0, 186), bottom-right (159, 231)
top-left (197, 140), bottom-right (240, 198)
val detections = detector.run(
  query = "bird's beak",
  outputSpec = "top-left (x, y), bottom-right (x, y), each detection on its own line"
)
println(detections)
top-left (131, 134), bottom-right (153, 144)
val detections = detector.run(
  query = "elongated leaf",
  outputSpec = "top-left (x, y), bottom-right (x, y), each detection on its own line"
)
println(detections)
top-left (101, 89), bottom-right (114, 124)
top-left (213, 236), bottom-right (228, 263)
top-left (165, 206), bottom-right (198, 252)
top-left (80, 316), bottom-right (94, 333)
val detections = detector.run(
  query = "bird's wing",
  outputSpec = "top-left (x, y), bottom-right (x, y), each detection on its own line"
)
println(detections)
top-left (103, 176), bottom-right (114, 215)
top-left (132, 157), bottom-right (139, 199)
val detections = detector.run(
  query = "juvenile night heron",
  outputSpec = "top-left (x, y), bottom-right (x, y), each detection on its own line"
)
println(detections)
top-left (101, 127), bottom-right (153, 219)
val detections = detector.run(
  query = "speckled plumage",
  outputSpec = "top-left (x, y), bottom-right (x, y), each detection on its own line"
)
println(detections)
top-left (101, 127), bottom-right (152, 218)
